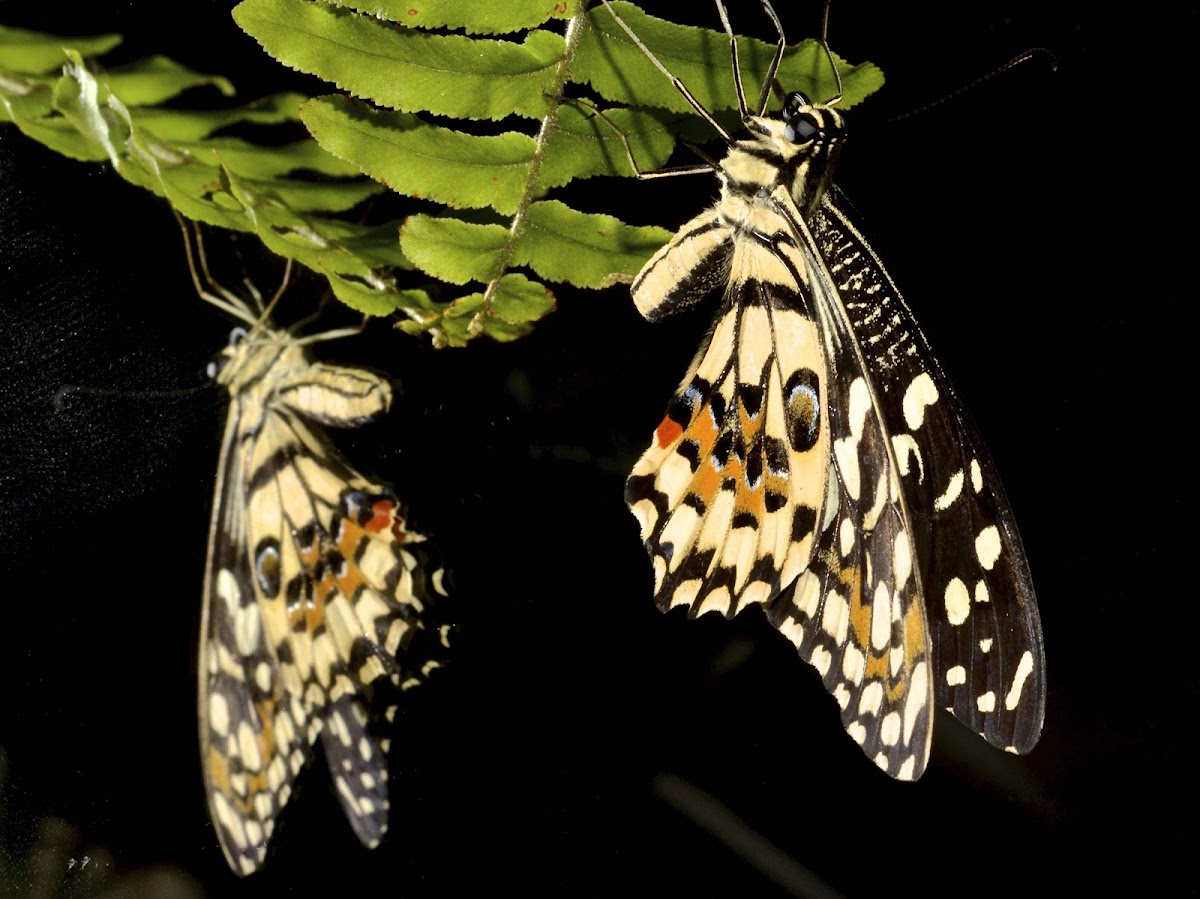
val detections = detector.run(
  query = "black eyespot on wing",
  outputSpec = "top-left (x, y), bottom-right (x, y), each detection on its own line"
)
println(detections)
top-left (254, 538), bottom-right (282, 598)
top-left (784, 368), bottom-right (821, 451)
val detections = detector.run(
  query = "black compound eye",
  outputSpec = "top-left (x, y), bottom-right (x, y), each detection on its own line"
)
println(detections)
top-left (785, 113), bottom-right (821, 144)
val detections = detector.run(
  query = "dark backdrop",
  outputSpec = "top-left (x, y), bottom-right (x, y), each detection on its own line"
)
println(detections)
top-left (0, 1), bottom-right (1189, 895)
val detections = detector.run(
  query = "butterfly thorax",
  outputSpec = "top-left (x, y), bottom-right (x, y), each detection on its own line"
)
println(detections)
top-left (719, 100), bottom-right (844, 227)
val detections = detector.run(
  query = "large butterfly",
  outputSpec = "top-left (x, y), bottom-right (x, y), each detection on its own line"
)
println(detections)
top-left (609, 0), bottom-right (1045, 779)
top-left (189, 237), bottom-right (450, 873)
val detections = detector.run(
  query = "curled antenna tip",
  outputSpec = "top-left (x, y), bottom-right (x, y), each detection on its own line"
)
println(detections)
top-left (1025, 47), bottom-right (1059, 73)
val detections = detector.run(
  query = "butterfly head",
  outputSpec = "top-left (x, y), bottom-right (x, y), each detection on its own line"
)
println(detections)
top-left (207, 325), bottom-right (295, 392)
top-left (738, 92), bottom-right (845, 219)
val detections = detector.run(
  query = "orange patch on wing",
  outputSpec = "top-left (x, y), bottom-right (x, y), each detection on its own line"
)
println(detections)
top-left (335, 561), bottom-right (365, 598)
top-left (336, 518), bottom-right (364, 558)
top-left (208, 746), bottom-right (232, 793)
top-left (691, 457), bottom-right (722, 505)
top-left (253, 699), bottom-right (278, 754)
top-left (866, 650), bottom-right (891, 680)
top-left (846, 573), bottom-right (870, 645)
top-left (886, 603), bottom-right (928, 702)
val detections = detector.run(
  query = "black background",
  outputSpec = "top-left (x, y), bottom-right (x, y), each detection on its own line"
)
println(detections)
top-left (0, 1), bottom-right (1190, 896)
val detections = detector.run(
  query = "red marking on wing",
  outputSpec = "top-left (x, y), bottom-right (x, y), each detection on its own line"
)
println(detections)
top-left (656, 416), bottom-right (683, 449)
top-left (365, 499), bottom-right (395, 534)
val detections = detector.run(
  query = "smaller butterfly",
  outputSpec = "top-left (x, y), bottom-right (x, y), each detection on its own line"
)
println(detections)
top-left (183, 226), bottom-right (450, 874)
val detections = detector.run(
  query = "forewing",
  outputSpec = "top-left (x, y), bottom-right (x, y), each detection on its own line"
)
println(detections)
top-left (763, 208), bottom-right (933, 780)
top-left (814, 197), bottom-right (1045, 755)
top-left (199, 415), bottom-right (311, 876)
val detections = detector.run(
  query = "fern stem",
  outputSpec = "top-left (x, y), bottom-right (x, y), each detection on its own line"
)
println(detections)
top-left (472, 2), bottom-right (590, 334)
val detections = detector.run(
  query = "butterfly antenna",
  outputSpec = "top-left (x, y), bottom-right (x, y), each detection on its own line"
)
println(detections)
top-left (714, 1), bottom-right (749, 118)
top-left (818, 0), bottom-right (844, 106)
top-left (889, 48), bottom-right (1056, 125)
top-left (752, 1), bottom-right (787, 116)
top-left (598, 0), bottom-right (732, 143)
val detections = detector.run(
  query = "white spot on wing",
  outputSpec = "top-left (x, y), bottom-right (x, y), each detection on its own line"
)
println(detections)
top-left (975, 525), bottom-right (1002, 570)
top-left (777, 616), bottom-right (804, 648)
top-left (858, 681), bottom-right (883, 716)
top-left (833, 683), bottom-right (851, 710)
top-left (217, 569), bottom-right (241, 614)
top-left (209, 693), bottom-right (230, 736)
top-left (237, 720), bottom-right (262, 772)
top-left (870, 581), bottom-right (891, 650)
top-left (847, 377), bottom-right (871, 439)
top-left (946, 665), bottom-right (966, 686)
top-left (234, 605), bottom-right (261, 658)
top-left (245, 820), bottom-right (263, 849)
top-left (1004, 651), bottom-right (1035, 711)
top-left (893, 531), bottom-right (912, 591)
top-left (970, 458), bottom-right (983, 493)
top-left (902, 373), bottom-right (938, 430)
top-left (833, 437), bottom-right (861, 500)
top-left (841, 643), bottom-right (864, 685)
top-left (821, 589), bottom-right (849, 644)
top-left (838, 517), bottom-right (855, 556)
top-left (977, 691), bottom-right (996, 713)
top-left (810, 645), bottom-right (832, 677)
top-left (255, 662), bottom-right (272, 693)
top-left (933, 470), bottom-right (964, 511)
top-left (881, 712), bottom-right (901, 746)
top-left (944, 578), bottom-right (970, 626)
top-left (891, 434), bottom-right (923, 482)
top-left (903, 662), bottom-right (929, 744)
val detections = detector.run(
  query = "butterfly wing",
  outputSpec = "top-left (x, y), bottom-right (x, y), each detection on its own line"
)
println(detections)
top-left (199, 411), bottom-right (311, 874)
top-left (626, 212), bottom-right (830, 619)
top-left (200, 349), bottom-right (450, 875)
top-left (763, 200), bottom-right (934, 779)
top-left (627, 202), bottom-right (935, 778)
top-left (812, 197), bottom-right (1046, 754)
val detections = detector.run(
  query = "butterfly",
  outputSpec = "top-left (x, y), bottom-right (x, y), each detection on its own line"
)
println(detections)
top-left (186, 231), bottom-right (451, 873)
top-left (607, 0), bottom-right (1046, 779)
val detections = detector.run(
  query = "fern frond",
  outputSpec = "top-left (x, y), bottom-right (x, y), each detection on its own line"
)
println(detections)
top-left (234, 0), bottom-right (883, 345)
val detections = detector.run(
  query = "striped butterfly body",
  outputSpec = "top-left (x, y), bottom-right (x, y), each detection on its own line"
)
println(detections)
top-left (194, 250), bottom-right (450, 874)
top-left (613, 1), bottom-right (1045, 779)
